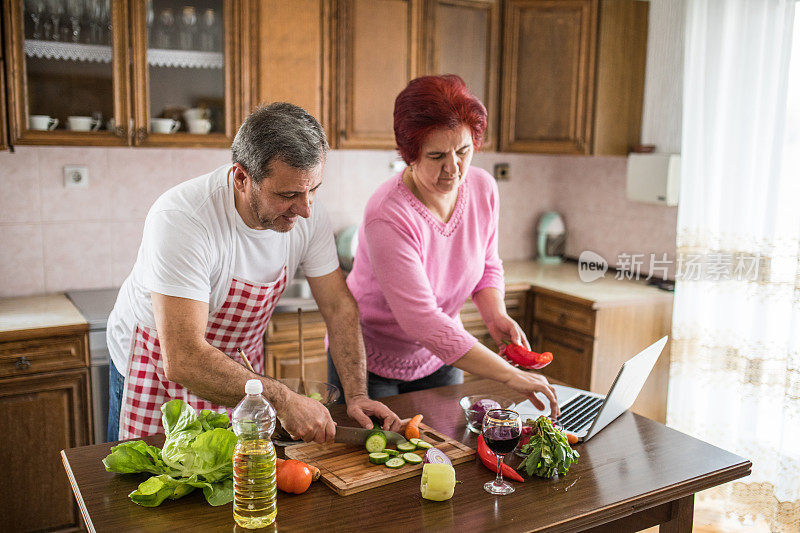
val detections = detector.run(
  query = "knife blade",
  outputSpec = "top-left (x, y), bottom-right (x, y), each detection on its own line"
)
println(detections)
top-left (334, 426), bottom-right (408, 446)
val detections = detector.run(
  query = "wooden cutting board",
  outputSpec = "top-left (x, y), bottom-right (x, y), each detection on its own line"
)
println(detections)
top-left (284, 423), bottom-right (475, 496)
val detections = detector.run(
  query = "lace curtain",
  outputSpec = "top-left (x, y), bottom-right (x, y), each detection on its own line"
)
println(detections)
top-left (668, 1), bottom-right (800, 531)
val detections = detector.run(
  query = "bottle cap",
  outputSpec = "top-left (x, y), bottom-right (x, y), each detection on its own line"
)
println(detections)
top-left (245, 379), bottom-right (262, 395)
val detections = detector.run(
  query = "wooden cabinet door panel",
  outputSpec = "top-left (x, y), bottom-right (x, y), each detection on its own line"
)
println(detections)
top-left (0, 369), bottom-right (90, 532)
top-left (268, 311), bottom-right (327, 343)
top-left (254, 0), bottom-right (330, 137)
top-left (500, 0), bottom-right (597, 153)
top-left (275, 354), bottom-right (328, 382)
top-left (336, 0), bottom-right (422, 148)
top-left (424, 0), bottom-right (500, 149)
top-left (534, 321), bottom-right (594, 389)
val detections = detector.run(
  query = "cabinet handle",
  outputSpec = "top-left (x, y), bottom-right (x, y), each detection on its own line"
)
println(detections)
top-left (15, 356), bottom-right (31, 370)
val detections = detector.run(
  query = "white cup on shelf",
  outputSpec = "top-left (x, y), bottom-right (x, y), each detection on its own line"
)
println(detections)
top-left (68, 116), bottom-right (101, 131)
top-left (183, 107), bottom-right (208, 122)
top-left (151, 118), bottom-right (181, 134)
top-left (187, 118), bottom-right (212, 134)
top-left (30, 115), bottom-right (59, 130)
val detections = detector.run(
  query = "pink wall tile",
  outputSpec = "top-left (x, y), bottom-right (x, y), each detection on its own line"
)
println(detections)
top-left (38, 147), bottom-right (112, 222)
top-left (107, 148), bottom-right (177, 220)
top-left (173, 148), bottom-right (231, 182)
top-left (42, 221), bottom-right (112, 292)
top-left (0, 224), bottom-right (45, 297)
top-left (109, 220), bottom-right (145, 286)
top-left (0, 147), bottom-right (41, 223)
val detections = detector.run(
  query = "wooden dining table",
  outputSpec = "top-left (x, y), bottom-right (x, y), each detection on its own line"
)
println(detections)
top-left (61, 378), bottom-right (751, 532)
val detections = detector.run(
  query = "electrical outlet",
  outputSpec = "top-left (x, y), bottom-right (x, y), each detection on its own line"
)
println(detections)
top-left (494, 163), bottom-right (510, 181)
top-left (64, 166), bottom-right (89, 188)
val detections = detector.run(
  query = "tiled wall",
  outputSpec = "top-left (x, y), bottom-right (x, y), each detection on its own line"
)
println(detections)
top-left (0, 146), bottom-right (676, 297)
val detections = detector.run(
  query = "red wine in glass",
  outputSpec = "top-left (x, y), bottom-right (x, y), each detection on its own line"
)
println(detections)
top-left (484, 426), bottom-right (521, 455)
top-left (482, 409), bottom-right (522, 495)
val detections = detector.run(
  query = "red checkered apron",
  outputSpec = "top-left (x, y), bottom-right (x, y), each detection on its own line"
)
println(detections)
top-left (118, 267), bottom-right (288, 440)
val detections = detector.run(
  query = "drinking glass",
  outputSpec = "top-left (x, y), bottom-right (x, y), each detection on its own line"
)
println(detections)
top-left (199, 8), bottom-right (217, 51)
top-left (481, 409), bottom-right (522, 495)
top-left (179, 6), bottom-right (197, 50)
top-left (44, 0), bottom-right (64, 41)
top-left (26, 0), bottom-right (46, 39)
top-left (66, 0), bottom-right (83, 43)
top-left (155, 8), bottom-right (175, 49)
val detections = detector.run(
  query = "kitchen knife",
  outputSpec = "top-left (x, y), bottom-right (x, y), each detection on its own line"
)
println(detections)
top-left (334, 426), bottom-right (408, 446)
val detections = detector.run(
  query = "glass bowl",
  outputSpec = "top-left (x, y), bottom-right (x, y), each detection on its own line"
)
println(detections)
top-left (272, 379), bottom-right (341, 446)
top-left (459, 394), bottom-right (514, 434)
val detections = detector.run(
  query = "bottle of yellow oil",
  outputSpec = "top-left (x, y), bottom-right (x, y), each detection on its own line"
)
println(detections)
top-left (232, 379), bottom-right (278, 528)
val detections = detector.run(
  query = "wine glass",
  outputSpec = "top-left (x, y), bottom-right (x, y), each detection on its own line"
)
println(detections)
top-left (179, 6), bottom-right (197, 50)
top-left (66, 0), bottom-right (83, 43)
top-left (481, 409), bottom-right (522, 495)
top-left (25, 0), bottom-right (46, 39)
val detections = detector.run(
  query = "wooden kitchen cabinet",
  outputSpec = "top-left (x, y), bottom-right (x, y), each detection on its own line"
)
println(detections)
top-left (2, 0), bottom-right (131, 146)
top-left (1, 42), bottom-right (8, 150)
top-left (250, 0), bottom-right (332, 140)
top-left (500, 0), bottom-right (648, 155)
top-left (421, 0), bottom-right (500, 150)
top-left (0, 319), bottom-right (91, 533)
top-left (264, 310), bottom-right (329, 382)
top-left (530, 291), bottom-right (672, 423)
top-left (2, 0), bottom-right (248, 147)
top-left (334, 0), bottom-right (424, 149)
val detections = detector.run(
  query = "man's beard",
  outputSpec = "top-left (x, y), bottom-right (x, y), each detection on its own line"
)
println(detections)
top-left (248, 192), bottom-right (293, 232)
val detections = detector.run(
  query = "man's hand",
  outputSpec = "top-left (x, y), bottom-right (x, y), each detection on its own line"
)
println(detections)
top-left (487, 314), bottom-right (530, 351)
top-left (278, 392), bottom-right (337, 444)
top-left (502, 369), bottom-right (560, 418)
top-left (346, 395), bottom-right (402, 432)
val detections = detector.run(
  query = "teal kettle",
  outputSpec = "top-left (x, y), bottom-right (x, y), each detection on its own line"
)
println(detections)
top-left (537, 212), bottom-right (566, 264)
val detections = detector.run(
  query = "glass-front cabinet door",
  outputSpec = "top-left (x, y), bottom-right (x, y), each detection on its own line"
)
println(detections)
top-left (3, 0), bottom-right (131, 145)
top-left (130, 0), bottom-right (241, 147)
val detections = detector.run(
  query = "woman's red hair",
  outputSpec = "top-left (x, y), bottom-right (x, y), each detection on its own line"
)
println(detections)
top-left (393, 75), bottom-right (487, 164)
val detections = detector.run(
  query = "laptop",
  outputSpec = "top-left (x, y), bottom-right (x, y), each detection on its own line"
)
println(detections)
top-left (512, 336), bottom-right (668, 442)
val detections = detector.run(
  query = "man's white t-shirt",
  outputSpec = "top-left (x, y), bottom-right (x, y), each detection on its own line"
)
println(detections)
top-left (107, 165), bottom-right (339, 375)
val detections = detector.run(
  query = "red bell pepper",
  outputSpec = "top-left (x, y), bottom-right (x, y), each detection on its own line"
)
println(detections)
top-left (501, 344), bottom-right (553, 370)
top-left (477, 434), bottom-right (525, 483)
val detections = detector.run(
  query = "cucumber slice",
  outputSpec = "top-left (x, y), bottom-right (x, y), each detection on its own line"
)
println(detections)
top-left (410, 438), bottom-right (432, 449)
top-left (385, 457), bottom-right (405, 469)
top-left (369, 452), bottom-right (390, 465)
top-left (383, 449), bottom-right (400, 457)
top-left (365, 431), bottom-right (388, 453)
top-left (402, 452), bottom-right (423, 464)
top-left (396, 441), bottom-right (417, 453)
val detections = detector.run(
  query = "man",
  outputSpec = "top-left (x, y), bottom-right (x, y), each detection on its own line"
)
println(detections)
top-left (106, 103), bottom-right (401, 443)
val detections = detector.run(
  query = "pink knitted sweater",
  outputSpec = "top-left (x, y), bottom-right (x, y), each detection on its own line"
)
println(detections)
top-left (347, 167), bottom-right (505, 381)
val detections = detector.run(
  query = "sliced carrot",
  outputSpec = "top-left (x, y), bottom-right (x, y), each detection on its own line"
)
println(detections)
top-left (566, 433), bottom-right (579, 445)
top-left (405, 414), bottom-right (424, 440)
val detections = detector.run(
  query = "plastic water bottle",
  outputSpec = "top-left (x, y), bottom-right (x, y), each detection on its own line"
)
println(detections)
top-left (232, 379), bottom-right (278, 529)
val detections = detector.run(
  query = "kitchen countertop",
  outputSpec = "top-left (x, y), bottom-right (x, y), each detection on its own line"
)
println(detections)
top-left (503, 259), bottom-right (673, 308)
top-left (0, 293), bottom-right (87, 337)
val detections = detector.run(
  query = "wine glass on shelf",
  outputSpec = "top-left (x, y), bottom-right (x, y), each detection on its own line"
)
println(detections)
top-left (179, 6), bottom-right (197, 50)
top-left (66, 0), bottom-right (83, 43)
top-left (26, 0), bottom-right (46, 40)
top-left (481, 409), bottom-right (522, 495)
top-left (199, 8), bottom-right (217, 52)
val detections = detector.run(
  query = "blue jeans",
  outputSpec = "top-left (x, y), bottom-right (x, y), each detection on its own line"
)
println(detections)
top-left (107, 358), bottom-right (125, 442)
top-left (327, 353), bottom-right (463, 401)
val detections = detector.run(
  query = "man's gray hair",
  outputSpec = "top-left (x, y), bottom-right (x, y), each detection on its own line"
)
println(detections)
top-left (231, 102), bottom-right (328, 183)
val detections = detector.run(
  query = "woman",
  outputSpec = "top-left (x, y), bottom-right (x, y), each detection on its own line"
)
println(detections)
top-left (331, 75), bottom-right (558, 416)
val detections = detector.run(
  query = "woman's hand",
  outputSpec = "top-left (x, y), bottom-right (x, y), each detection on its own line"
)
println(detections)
top-left (487, 314), bottom-right (530, 350)
top-left (346, 394), bottom-right (403, 433)
top-left (502, 369), bottom-right (560, 418)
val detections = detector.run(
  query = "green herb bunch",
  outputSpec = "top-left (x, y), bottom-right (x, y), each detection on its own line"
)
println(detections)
top-left (102, 400), bottom-right (237, 507)
top-left (517, 416), bottom-right (580, 478)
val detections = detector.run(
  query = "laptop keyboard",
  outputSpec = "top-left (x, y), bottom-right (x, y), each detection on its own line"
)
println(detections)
top-left (558, 394), bottom-right (604, 433)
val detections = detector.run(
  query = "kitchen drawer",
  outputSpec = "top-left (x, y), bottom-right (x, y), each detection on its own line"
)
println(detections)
top-left (533, 322), bottom-right (594, 390)
top-left (0, 334), bottom-right (88, 378)
top-left (268, 311), bottom-right (327, 343)
top-left (534, 295), bottom-right (596, 336)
